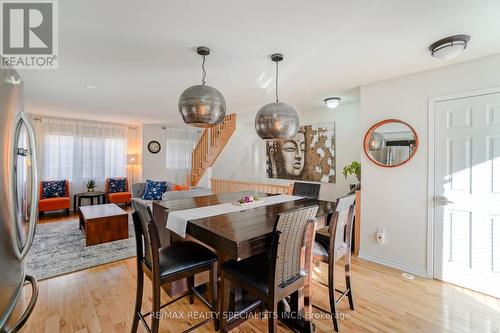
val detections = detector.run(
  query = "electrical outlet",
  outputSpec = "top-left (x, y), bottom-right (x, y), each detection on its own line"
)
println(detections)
top-left (376, 227), bottom-right (385, 244)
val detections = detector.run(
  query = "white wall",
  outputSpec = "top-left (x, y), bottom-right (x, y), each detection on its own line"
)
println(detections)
top-left (142, 124), bottom-right (168, 181)
top-left (142, 124), bottom-right (202, 183)
top-left (211, 102), bottom-right (362, 202)
top-left (360, 53), bottom-right (500, 276)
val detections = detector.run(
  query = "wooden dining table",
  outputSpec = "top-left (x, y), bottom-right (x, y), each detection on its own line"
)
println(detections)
top-left (152, 191), bottom-right (335, 333)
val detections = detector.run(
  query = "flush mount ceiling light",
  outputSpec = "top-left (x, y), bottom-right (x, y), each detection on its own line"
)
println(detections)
top-left (429, 34), bottom-right (471, 60)
top-left (255, 53), bottom-right (299, 140)
top-left (324, 97), bottom-right (341, 109)
top-left (178, 46), bottom-right (226, 128)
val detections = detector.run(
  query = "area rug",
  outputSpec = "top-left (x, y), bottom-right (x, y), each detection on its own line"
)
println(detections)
top-left (26, 216), bottom-right (136, 280)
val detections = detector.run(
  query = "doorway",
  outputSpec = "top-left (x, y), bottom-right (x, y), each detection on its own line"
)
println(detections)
top-left (431, 90), bottom-right (500, 298)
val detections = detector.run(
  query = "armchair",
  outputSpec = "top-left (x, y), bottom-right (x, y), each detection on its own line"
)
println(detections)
top-left (105, 178), bottom-right (132, 206)
top-left (38, 180), bottom-right (70, 218)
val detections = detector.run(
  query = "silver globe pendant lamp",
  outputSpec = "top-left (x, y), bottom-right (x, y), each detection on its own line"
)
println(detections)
top-left (255, 53), bottom-right (299, 140)
top-left (178, 46), bottom-right (226, 128)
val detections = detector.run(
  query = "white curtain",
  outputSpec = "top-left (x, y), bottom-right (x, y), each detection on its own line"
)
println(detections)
top-left (31, 115), bottom-right (128, 199)
top-left (164, 128), bottom-right (200, 184)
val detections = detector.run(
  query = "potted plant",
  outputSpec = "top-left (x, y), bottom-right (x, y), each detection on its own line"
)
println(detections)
top-left (86, 179), bottom-right (96, 192)
top-left (342, 161), bottom-right (361, 193)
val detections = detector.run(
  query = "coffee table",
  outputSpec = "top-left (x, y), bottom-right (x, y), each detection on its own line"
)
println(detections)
top-left (79, 204), bottom-right (128, 246)
top-left (73, 191), bottom-right (106, 211)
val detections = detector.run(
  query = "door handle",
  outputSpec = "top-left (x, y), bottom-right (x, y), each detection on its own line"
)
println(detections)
top-left (12, 112), bottom-right (38, 260)
top-left (435, 196), bottom-right (454, 206)
top-left (6, 275), bottom-right (39, 333)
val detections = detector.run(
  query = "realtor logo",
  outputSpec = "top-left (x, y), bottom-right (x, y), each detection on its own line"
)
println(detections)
top-left (0, 0), bottom-right (58, 69)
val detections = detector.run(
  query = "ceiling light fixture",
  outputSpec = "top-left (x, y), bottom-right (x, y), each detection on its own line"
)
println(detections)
top-left (86, 84), bottom-right (97, 89)
top-left (178, 46), bottom-right (226, 128)
top-left (324, 97), bottom-right (341, 109)
top-left (255, 53), bottom-right (299, 140)
top-left (429, 34), bottom-right (471, 60)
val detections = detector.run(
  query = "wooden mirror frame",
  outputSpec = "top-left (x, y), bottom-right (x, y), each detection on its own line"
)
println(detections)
top-left (363, 119), bottom-right (419, 168)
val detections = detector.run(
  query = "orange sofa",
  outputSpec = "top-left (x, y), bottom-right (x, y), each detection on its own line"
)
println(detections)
top-left (105, 178), bottom-right (131, 206)
top-left (38, 180), bottom-right (70, 218)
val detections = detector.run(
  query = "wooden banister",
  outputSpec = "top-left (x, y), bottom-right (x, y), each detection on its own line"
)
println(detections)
top-left (210, 178), bottom-right (293, 195)
top-left (190, 114), bottom-right (237, 185)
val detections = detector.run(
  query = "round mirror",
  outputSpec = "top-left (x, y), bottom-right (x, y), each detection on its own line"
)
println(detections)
top-left (363, 119), bottom-right (418, 167)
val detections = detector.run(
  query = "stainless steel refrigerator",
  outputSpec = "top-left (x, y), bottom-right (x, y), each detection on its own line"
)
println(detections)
top-left (0, 67), bottom-right (39, 332)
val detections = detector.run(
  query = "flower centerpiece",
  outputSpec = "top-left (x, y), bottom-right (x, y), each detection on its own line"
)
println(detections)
top-left (233, 195), bottom-right (263, 207)
top-left (86, 179), bottom-right (96, 192)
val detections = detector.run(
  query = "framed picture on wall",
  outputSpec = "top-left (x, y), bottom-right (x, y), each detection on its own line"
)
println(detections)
top-left (266, 122), bottom-right (336, 183)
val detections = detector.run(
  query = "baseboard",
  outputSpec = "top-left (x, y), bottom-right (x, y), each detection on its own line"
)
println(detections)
top-left (357, 250), bottom-right (428, 278)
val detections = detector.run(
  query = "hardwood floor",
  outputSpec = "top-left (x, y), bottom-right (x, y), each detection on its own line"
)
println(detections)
top-left (26, 211), bottom-right (500, 333)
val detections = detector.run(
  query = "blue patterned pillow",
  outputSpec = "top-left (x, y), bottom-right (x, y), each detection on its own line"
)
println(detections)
top-left (109, 178), bottom-right (127, 193)
top-left (142, 180), bottom-right (167, 200)
top-left (41, 180), bottom-right (67, 199)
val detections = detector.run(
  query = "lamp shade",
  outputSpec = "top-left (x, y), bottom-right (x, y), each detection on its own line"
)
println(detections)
top-left (255, 102), bottom-right (299, 140)
top-left (178, 84), bottom-right (226, 128)
top-left (127, 153), bottom-right (139, 165)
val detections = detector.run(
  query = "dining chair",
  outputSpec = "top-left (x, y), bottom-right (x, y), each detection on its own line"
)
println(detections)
top-left (312, 194), bottom-right (356, 331)
top-left (130, 201), bottom-right (218, 333)
top-left (292, 182), bottom-right (321, 199)
top-left (218, 205), bottom-right (319, 333)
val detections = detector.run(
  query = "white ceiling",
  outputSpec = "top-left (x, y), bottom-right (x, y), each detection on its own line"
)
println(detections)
top-left (20, 0), bottom-right (500, 125)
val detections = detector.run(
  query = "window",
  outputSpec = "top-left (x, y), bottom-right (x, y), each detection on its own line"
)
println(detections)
top-left (165, 139), bottom-right (194, 184)
top-left (166, 139), bottom-right (194, 169)
top-left (44, 134), bottom-right (126, 181)
top-left (35, 116), bottom-right (130, 196)
top-left (80, 136), bottom-right (126, 179)
top-left (45, 134), bottom-right (74, 180)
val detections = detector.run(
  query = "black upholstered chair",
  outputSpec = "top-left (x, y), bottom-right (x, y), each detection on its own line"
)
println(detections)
top-left (312, 194), bottom-right (356, 331)
top-left (130, 201), bottom-right (218, 333)
top-left (292, 182), bottom-right (321, 199)
top-left (218, 205), bottom-right (318, 333)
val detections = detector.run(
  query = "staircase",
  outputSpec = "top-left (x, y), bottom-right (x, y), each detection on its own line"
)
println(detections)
top-left (189, 114), bottom-right (237, 185)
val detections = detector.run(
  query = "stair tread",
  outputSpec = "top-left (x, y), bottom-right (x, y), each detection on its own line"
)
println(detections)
top-left (190, 114), bottom-right (236, 185)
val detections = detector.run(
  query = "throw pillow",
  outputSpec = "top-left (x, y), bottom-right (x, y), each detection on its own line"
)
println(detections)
top-left (109, 178), bottom-right (127, 193)
top-left (143, 180), bottom-right (167, 200)
top-left (41, 180), bottom-right (67, 199)
top-left (173, 184), bottom-right (190, 191)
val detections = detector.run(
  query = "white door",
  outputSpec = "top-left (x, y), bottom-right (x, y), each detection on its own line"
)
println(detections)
top-left (433, 92), bottom-right (500, 298)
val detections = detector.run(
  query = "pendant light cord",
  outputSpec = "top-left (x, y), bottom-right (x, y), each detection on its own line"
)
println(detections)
top-left (275, 60), bottom-right (279, 102)
top-left (201, 55), bottom-right (207, 85)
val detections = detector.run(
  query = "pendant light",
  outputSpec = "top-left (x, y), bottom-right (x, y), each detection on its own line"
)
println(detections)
top-left (255, 53), bottom-right (299, 140)
top-left (179, 46), bottom-right (226, 128)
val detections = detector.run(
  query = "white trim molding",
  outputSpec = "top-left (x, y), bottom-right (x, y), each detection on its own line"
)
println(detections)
top-left (358, 250), bottom-right (427, 278)
top-left (426, 86), bottom-right (500, 279)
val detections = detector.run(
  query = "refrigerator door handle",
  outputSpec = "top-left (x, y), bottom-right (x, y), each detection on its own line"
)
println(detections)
top-left (5, 275), bottom-right (38, 333)
top-left (13, 112), bottom-right (39, 260)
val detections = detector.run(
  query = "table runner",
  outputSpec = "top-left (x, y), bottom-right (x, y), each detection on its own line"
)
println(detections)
top-left (166, 194), bottom-right (304, 237)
